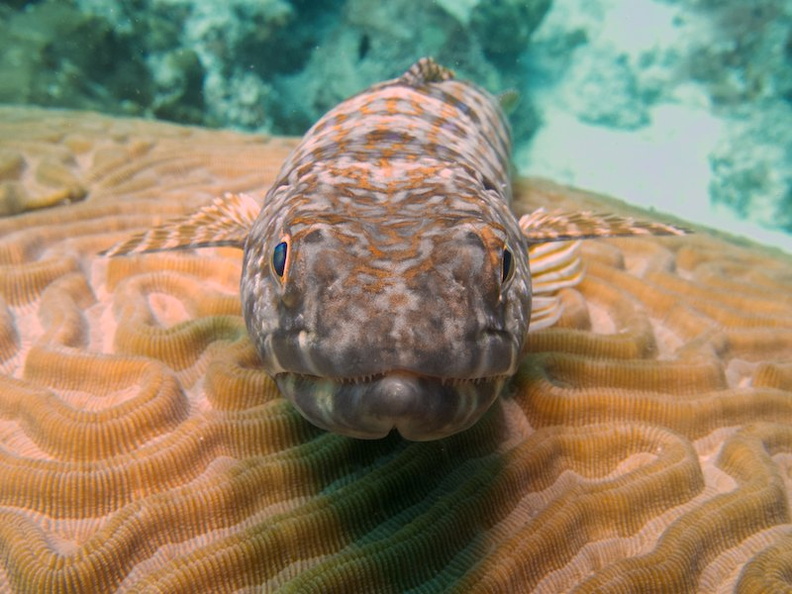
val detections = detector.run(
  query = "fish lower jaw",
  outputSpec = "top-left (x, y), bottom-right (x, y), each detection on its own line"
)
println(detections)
top-left (274, 371), bottom-right (507, 441)
top-left (327, 371), bottom-right (507, 386)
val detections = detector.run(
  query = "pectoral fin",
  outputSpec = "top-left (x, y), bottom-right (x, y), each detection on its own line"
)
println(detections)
top-left (519, 208), bottom-right (690, 244)
top-left (522, 208), bottom-right (689, 330)
top-left (101, 192), bottom-right (259, 257)
top-left (527, 240), bottom-right (584, 331)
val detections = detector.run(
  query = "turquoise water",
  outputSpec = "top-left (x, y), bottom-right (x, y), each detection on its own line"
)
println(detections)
top-left (518, 0), bottom-right (792, 254)
top-left (1, 0), bottom-right (790, 253)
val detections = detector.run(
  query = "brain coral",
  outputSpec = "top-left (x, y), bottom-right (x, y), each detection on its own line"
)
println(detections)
top-left (1, 105), bottom-right (792, 592)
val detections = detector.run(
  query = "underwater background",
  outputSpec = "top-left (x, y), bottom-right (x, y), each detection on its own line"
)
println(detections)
top-left (1, 0), bottom-right (790, 253)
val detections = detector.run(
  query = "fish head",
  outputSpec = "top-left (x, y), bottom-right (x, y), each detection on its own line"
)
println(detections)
top-left (241, 190), bottom-right (531, 440)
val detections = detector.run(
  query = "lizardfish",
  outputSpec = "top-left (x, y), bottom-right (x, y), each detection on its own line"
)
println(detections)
top-left (103, 58), bottom-right (687, 440)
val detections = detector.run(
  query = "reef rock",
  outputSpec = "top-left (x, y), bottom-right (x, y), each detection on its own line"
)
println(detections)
top-left (523, 0), bottom-right (792, 241)
top-left (0, 0), bottom-right (546, 140)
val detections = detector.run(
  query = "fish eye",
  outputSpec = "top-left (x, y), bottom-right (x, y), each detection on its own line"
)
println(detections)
top-left (501, 246), bottom-right (515, 284)
top-left (272, 239), bottom-right (289, 279)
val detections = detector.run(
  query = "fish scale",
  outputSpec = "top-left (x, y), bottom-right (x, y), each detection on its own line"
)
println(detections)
top-left (103, 58), bottom-right (688, 441)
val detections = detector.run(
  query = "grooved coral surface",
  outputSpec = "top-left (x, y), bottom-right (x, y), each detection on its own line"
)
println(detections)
top-left (1, 105), bottom-right (792, 592)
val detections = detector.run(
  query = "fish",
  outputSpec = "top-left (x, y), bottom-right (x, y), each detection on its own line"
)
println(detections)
top-left (103, 58), bottom-right (688, 441)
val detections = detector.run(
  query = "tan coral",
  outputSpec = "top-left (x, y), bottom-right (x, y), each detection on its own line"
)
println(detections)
top-left (1, 106), bottom-right (792, 592)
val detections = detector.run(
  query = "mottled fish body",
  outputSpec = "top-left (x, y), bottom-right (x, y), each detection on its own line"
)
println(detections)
top-left (104, 58), bottom-right (688, 441)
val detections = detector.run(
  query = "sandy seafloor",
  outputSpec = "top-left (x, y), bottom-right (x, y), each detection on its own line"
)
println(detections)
top-left (519, 103), bottom-right (792, 255)
top-left (515, 0), bottom-right (792, 255)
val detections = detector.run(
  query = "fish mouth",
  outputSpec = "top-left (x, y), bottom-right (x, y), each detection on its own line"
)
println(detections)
top-left (275, 371), bottom-right (507, 441)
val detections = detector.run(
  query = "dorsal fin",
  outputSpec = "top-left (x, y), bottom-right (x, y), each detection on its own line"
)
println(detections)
top-left (498, 89), bottom-right (520, 115)
top-left (101, 192), bottom-right (259, 257)
top-left (519, 208), bottom-right (690, 245)
top-left (399, 57), bottom-right (455, 86)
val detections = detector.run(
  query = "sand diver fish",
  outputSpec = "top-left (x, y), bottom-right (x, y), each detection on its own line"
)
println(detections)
top-left (103, 58), bottom-right (687, 440)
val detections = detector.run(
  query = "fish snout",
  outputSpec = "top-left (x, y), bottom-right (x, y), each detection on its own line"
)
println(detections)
top-left (275, 372), bottom-right (506, 440)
